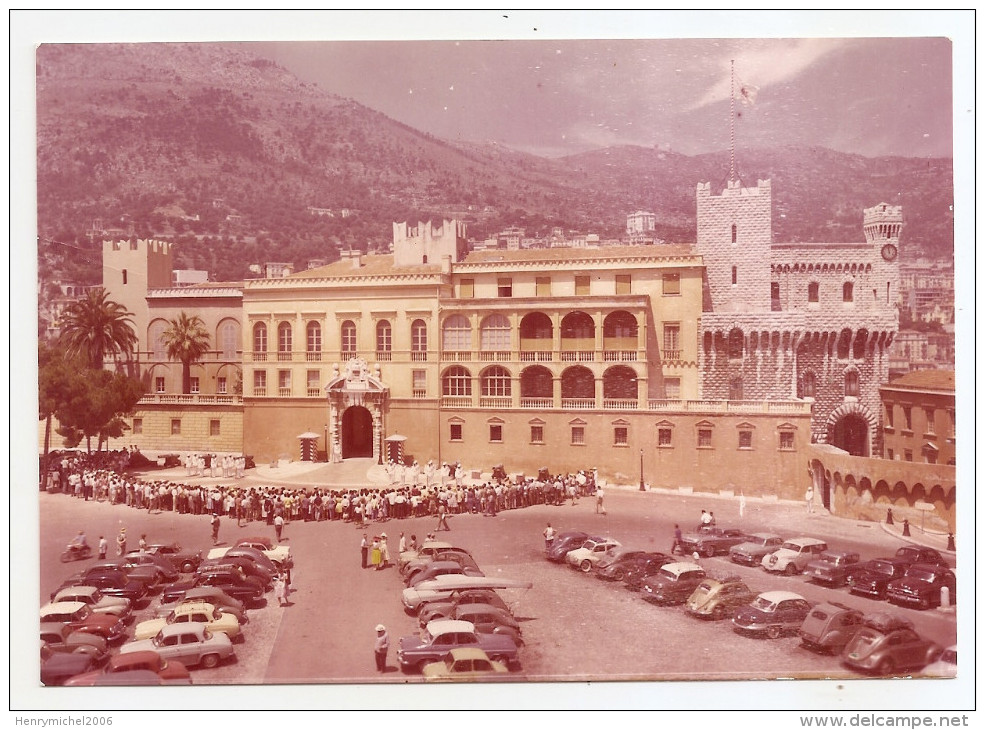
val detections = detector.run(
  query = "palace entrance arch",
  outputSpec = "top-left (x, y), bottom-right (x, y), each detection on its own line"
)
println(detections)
top-left (824, 402), bottom-right (876, 457)
top-left (325, 357), bottom-right (389, 463)
top-left (341, 406), bottom-right (374, 458)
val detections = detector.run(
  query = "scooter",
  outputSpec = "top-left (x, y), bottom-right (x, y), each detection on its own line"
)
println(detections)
top-left (60, 544), bottom-right (93, 562)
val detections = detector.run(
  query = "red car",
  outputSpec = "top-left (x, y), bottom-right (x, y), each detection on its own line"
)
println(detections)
top-left (65, 650), bottom-right (191, 686)
top-left (39, 601), bottom-right (127, 643)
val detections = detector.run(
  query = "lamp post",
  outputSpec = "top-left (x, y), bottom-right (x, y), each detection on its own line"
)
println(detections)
top-left (639, 448), bottom-right (646, 491)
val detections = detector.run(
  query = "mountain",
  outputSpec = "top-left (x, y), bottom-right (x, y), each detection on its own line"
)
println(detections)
top-left (36, 42), bottom-right (954, 289)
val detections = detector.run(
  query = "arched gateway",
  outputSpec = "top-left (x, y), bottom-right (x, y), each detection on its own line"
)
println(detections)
top-left (823, 401), bottom-right (877, 457)
top-left (325, 357), bottom-right (389, 463)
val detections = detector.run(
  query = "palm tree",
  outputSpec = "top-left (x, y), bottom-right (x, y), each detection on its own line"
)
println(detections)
top-left (57, 288), bottom-right (138, 369)
top-left (160, 312), bottom-right (212, 394)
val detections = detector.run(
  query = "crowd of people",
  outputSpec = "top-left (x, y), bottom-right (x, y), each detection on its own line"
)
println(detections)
top-left (42, 451), bottom-right (602, 530)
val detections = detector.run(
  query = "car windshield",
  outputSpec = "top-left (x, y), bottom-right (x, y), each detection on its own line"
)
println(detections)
top-left (750, 596), bottom-right (777, 612)
top-left (868, 560), bottom-right (894, 576)
top-left (779, 542), bottom-right (802, 551)
top-left (848, 631), bottom-right (879, 653)
top-left (940, 649), bottom-right (957, 664)
top-left (656, 567), bottom-right (677, 581)
top-left (818, 554), bottom-right (838, 564)
top-left (906, 567), bottom-right (938, 582)
top-left (693, 583), bottom-right (713, 596)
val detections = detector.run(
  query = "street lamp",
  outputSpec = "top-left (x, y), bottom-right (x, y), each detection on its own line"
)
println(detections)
top-left (639, 448), bottom-right (646, 491)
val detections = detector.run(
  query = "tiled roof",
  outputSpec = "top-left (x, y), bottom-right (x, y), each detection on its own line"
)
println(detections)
top-left (886, 369), bottom-right (955, 392)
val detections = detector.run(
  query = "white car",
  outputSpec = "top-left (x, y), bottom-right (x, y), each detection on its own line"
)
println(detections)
top-left (120, 623), bottom-right (234, 669)
top-left (49, 585), bottom-right (132, 621)
top-left (566, 538), bottom-right (622, 573)
top-left (922, 644), bottom-right (957, 678)
top-left (761, 537), bottom-right (828, 575)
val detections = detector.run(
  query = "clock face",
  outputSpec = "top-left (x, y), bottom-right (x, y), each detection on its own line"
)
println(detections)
top-left (881, 243), bottom-right (898, 261)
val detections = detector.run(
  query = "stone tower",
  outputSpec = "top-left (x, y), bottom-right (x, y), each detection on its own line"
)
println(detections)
top-left (101, 238), bottom-right (174, 355)
top-left (392, 219), bottom-right (468, 267)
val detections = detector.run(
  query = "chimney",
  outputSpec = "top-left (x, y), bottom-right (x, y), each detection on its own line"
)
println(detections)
top-left (351, 250), bottom-right (362, 269)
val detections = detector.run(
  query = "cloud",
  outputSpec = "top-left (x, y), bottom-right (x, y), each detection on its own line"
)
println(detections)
top-left (690, 38), bottom-right (847, 110)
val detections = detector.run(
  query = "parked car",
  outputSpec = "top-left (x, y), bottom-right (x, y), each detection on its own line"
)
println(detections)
top-left (422, 648), bottom-right (510, 681)
top-left (804, 551), bottom-right (865, 587)
top-left (162, 565), bottom-right (265, 607)
top-left (842, 613), bottom-right (940, 675)
top-left (798, 602), bottom-right (865, 654)
top-left (761, 538), bottom-right (829, 575)
top-left (730, 533), bottom-right (785, 567)
top-left (404, 552), bottom-right (483, 585)
top-left (40, 622), bottom-right (108, 661)
top-left (623, 552), bottom-right (677, 590)
top-left (849, 557), bottom-right (912, 600)
top-left (138, 542), bottom-right (203, 573)
top-left (120, 623), bottom-right (235, 669)
top-left (399, 540), bottom-right (456, 569)
top-left (233, 537), bottom-right (293, 568)
top-left (64, 650), bottom-right (192, 686)
top-left (595, 549), bottom-right (648, 581)
top-left (155, 586), bottom-right (248, 624)
top-left (52, 568), bottom-right (148, 604)
top-left (199, 555), bottom-right (275, 589)
top-left (80, 560), bottom-right (163, 592)
top-left (680, 527), bottom-right (748, 558)
top-left (49, 585), bottom-right (132, 622)
top-left (449, 603), bottom-right (523, 646)
top-left (566, 537), bottom-right (622, 573)
top-left (403, 576), bottom-right (532, 615)
top-left (685, 576), bottom-right (757, 620)
top-left (545, 532), bottom-right (593, 563)
top-left (418, 589), bottom-right (512, 626)
top-left (640, 562), bottom-right (708, 605)
top-left (134, 601), bottom-right (242, 642)
top-left (922, 644), bottom-right (957, 678)
top-left (894, 545), bottom-right (948, 567)
top-left (397, 619), bottom-right (519, 674)
top-left (208, 545), bottom-right (283, 578)
top-left (732, 591), bottom-right (814, 639)
top-left (407, 560), bottom-right (485, 588)
top-left (39, 601), bottom-right (127, 643)
top-left (41, 642), bottom-right (101, 686)
top-left (886, 563), bottom-right (956, 609)
top-left (118, 552), bottom-right (180, 584)
top-left (401, 545), bottom-right (474, 578)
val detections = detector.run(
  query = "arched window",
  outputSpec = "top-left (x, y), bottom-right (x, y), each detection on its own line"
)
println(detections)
top-left (728, 328), bottom-right (744, 359)
top-left (560, 311), bottom-right (595, 339)
top-left (411, 319), bottom-right (428, 359)
top-left (801, 371), bottom-right (816, 399)
top-left (845, 370), bottom-right (859, 397)
top-left (480, 314), bottom-right (510, 351)
top-left (306, 321), bottom-right (322, 356)
top-left (481, 366), bottom-right (512, 397)
top-left (560, 366), bottom-right (595, 400)
top-left (341, 320), bottom-right (357, 354)
top-left (519, 312), bottom-right (553, 341)
top-left (442, 315), bottom-right (471, 351)
top-left (442, 365), bottom-right (472, 396)
top-left (252, 322), bottom-right (267, 355)
top-left (730, 377), bottom-right (744, 401)
top-left (602, 365), bottom-right (637, 400)
top-left (219, 321), bottom-right (237, 360)
top-left (603, 311), bottom-right (638, 339)
top-left (731, 224), bottom-right (737, 244)
top-left (149, 320), bottom-right (167, 360)
top-left (837, 329), bottom-right (852, 359)
top-left (277, 322), bottom-right (292, 360)
top-left (520, 365), bottom-right (553, 399)
top-left (853, 329), bottom-right (868, 360)
top-left (808, 282), bottom-right (819, 302)
top-left (843, 282), bottom-right (854, 302)
top-left (376, 320), bottom-right (392, 353)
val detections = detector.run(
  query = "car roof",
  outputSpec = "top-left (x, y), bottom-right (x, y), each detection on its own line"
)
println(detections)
top-left (783, 537), bottom-right (827, 547)
top-left (820, 550), bottom-right (857, 557)
top-left (417, 575), bottom-right (532, 591)
top-left (420, 541), bottom-right (455, 550)
top-left (93, 670), bottom-right (165, 686)
top-left (109, 650), bottom-right (161, 668)
top-left (660, 562), bottom-right (703, 575)
top-left (55, 585), bottom-right (99, 598)
top-left (40, 621), bottom-right (73, 636)
top-left (445, 647), bottom-right (495, 662)
top-left (168, 602), bottom-right (216, 614)
top-left (756, 591), bottom-right (806, 602)
top-left (158, 623), bottom-right (206, 637)
top-left (41, 601), bottom-right (87, 616)
top-left (426, 619), bottom-right (476, 635)
top-left (812, 602), bottom-right (859, 614)
top-left (454, 603), bottom-right (506, 616)
top-left (746, 533), bottom-right (782, 540)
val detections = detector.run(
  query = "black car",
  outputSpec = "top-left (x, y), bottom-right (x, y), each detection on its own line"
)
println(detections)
top-left (623, 552), bottom-right (676, 590)
top-left (119, 552), bottom-right (181, 584)
top-left (849, 557), bottom-right (912, 600)
top-left (894, 546), bottom-right (948, 568)
top-left (545, 532), bottom-right (593, 563)
top-left (41, 642), bottom-right (101, 686)
top-left (199, 556), bottom-right (275, 589)
top-left (886, 563), bottom-right (956, 610)
top-left (162, 566), bottom-right (265, 606)
top-left (140, 543), bottom-right (203, 573)
top-left (595, 549), bottom-right (649, 581)
top-left (53, 570), bottom-right (148, 604)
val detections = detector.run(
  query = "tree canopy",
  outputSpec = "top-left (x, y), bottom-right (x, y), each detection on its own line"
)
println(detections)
top-left (160, 312), bottom-right (212, 394)
top-left (57, 288), bottom-right (138, 369)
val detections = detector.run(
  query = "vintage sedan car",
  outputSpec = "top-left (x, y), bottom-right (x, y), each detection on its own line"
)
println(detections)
top-left (155, 586), bottom-right (248, 624)
top-left (139, 542), bottom-right (203, 573)
top-left (842, 613), bottom-right (940, 675)
top-left (623, 552), bottom-right (677, 590)
top-left (40, 622), bottom-right (108, 661)
top-left (640, 562), bottom-right (707, 605)
top-left (422, 648), bottom-right (510, 681)
top-left (41, 642), bottom-right (101, 686)
top-left (120, 623), bottom-right (235, 669)
top-left (761, 538), bottom-right (829, 575)
top-left (39, 601), bottom-right (127, 643)
top-left (922, 644), bottom-right (957, 678)
top-left (798, 602), bottom-right (865, 654)
top-left (566, 538), bottom-right (622, 573)
top-left (685, 576), bottom-right (756, 620)
top-left (117, 552), bottom-right (180, 584)
top-left (593, 548), bottom-right (647, 581)
top-left (81, 560), bottom-right (163, 592)
top-left (403, 575), bottom-right (532, 615)
top-left (49, 585), bottom-right (132, 622)
top-left (398, 540), bottom-right (456, 569)
top-left (52, 567), bottom-right (148, 604)
top-left (401, 546), bottom-right (474, 578)
top-left (894, 545), bottom-right (948, 567)
top-left (162, 565), bottom-right (265, 607)
top-left (418, 589), bottom-right (512, 626)
top-left (886, 563), bottom-right (956, 609)
top-left (397, 619), bottom-right (519, 674)
top-left (209, 545), bottom-right (283, 577)
top-left (729, 533), bottom-right (785, 567)
top-left (233, 537), bottom-right (293, 568)
top-left (849, 557), bottom-right (912, 600)
top-left (679, 527), bottom-right (748, 558)
top-left (407, 560), bottom-right (484, 589)
top-left (546, 532), bottom-right (594, 563)
top-left (804, 551), bottom-right (865, 587)
top-left (134, 602), bottom-right (242, 642)
top-left (404, 552), bottom-right (484, 585)
top-left (732, 591), bottom-right (814, 639)
top-left (64, 650), bottom-right (191, 686)
top-left (199, 555), bottom-right (275, 589)
top-left (450, 603), bottom-right (523, 646)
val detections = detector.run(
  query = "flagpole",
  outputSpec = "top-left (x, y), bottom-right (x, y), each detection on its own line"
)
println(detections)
top-left (730, 59), bottom-right (736, 183)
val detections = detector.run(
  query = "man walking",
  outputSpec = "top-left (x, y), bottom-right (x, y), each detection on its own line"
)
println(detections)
top-left (543, 522), bottom-right (556, 551)
top-left (671, 524), bottom-right (683, 555)
top-left (595, 486), bottom-right (606, 515)
top-left (805, 486), bottom-right (815, 513)
top-left (210, 513), bottom-right (220, 545)
top-left (274, 513), bottom-right (285, 542)
top-left (374, 624), bottom-right (389, 673)
top-left (361, 533), bottom-right (369, 569)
